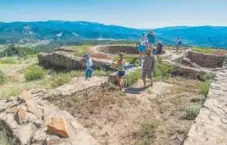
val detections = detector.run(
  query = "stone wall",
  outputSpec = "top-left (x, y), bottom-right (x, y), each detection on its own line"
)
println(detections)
top-left (184, 69), bottom-right (227, 145)
top-left (186, 51), bottom-right (227, 68)
top-left (167, 61), bottom-right (214, 81)
top-left (38, 51), bottom-right (113, 70)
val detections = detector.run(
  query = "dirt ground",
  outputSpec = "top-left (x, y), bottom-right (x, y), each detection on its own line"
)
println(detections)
top-left (71, 77), bottom-right (202, 145)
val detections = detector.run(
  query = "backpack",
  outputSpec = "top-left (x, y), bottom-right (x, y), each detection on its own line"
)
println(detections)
top-left (91, 65), bottom-right (95, 70)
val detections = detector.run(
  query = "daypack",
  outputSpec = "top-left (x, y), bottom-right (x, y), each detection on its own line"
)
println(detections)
top-left (91, 65), bottom-right (95, 70)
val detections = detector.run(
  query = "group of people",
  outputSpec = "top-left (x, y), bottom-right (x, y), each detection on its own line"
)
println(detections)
top-left (82, 30), bottom-right (182, 92)
top-left (137, 29), bottom-right (163, 62)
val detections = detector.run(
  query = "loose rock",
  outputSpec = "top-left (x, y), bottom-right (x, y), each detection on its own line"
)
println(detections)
top-left (15, 108), bottom-right (27, 125)
top-left (47, 117), bottom-right (69, 138)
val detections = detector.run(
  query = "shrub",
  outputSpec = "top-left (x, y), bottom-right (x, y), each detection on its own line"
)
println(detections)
top-left (200, 80), bottom-right (211, 96)
top-left (114, 55), bottom-right (138, 64)
top-left (185, 104), bottom-right (201, 120)
top-left (74, 44), bottom-right (90, 56)
top-left (153, 62), bottom-right (173, 80)
top-left (0, 71), bottom-right (5, 85)
top-left (69, 70), bottom-right (83, 78)
top-left (0, 86), bottom-right (22, 100)
top-left (24, 65), bottom-right (45, 81)
top-left (201, 73), bottom-right (215, 81)
top-left (124, 68), bottom-right (141, 87)
top-left (138, 120), bottom-right (160, 145)
top-left (94, 69), bottom-right (113, 76)
top-left (50, 73), bottom-right (71, 88)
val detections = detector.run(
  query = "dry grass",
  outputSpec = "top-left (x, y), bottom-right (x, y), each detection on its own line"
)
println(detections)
top-left (192, 47), bottom-right (227, 55)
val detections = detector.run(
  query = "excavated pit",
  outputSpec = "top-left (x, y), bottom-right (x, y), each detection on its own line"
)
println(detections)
top-left (176, 50), bottom-right (227, 68)
top-left (98, 45), bottom-right (138, 54)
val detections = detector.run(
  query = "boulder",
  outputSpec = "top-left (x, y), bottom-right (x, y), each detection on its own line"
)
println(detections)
top-left (47, 117), bottom-right (69, 138)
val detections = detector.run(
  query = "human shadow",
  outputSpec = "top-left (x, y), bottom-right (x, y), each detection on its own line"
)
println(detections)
top-left (125, 86), bottom-right (149, 94)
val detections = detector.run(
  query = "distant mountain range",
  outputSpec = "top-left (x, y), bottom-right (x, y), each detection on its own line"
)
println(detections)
top-left (0, 21), bottom-right (227, 48)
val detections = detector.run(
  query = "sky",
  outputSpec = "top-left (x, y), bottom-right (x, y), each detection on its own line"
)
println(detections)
top-left (0, 0), bottom-right (227, 28)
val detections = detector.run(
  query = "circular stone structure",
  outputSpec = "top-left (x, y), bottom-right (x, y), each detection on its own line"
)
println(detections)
top-left (98, 45), bottom-right (138, 54)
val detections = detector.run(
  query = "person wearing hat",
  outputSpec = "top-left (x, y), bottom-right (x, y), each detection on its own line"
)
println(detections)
top-left (83, 54), bottom-right (94, 80)
top-left (138, 32), bottom-right (148, 65)
top-left (147, 29), bottom-right (156, 54)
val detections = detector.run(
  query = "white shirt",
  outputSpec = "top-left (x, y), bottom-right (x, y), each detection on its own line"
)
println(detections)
top-left (86, 58), bottom-right (93, 69)
top-left (139, 36), bottom-right (148, 46)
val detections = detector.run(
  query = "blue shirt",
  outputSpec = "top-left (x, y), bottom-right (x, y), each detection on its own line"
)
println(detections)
top-left (147, 34), bottom-right (155, 43)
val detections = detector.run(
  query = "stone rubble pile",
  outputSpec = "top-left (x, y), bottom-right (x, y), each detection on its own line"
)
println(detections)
top-left (0, 91), bottom-right (99, 145)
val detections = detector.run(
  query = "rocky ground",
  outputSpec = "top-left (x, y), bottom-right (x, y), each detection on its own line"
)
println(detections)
top-left (67, 78), bottom-right (203, 145)
top-left (0, 45), bottom-right (227, 145)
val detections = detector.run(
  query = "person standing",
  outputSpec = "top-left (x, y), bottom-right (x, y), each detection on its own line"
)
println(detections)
top-left (142, 49), bottom-right (156, 88)
top-left (115, 52), bottom-right (126, 92)
top-left (147, 29), bottom-right (156, 54)
top-left (176, 37), bottom-right (182, 52)
top-left (83, 54), bottom-right (94, 80)
top-left (156, 41), bottom-right (163, 60)
top-left (138, 32), bottom-right (148, 65)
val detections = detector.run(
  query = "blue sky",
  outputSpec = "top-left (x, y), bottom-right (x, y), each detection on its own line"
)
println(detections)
top-left (1, 0), bottom-right (227, 28)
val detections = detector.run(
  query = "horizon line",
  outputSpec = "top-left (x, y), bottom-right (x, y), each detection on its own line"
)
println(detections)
top-left (1, 20), bottom-right (227, 29)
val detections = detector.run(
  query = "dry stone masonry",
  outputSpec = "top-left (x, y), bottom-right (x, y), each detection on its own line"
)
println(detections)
top-left (184, 69), bottom-right (227, 145)
top-left (178, 51), bottom-right (227, 68)
top-left (38, 51), bottom-right (112, 70)
top-left (0, 93), bottom-right (99, 145)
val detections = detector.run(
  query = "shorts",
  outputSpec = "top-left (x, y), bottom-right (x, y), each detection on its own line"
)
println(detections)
top-left (118, 71), bottom-right (125, 77)
top-left (142, 69), bottom-right (153, 79)
top-left (138, 45), bottom-right (146, 53)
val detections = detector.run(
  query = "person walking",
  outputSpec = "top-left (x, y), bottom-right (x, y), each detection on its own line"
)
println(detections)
top-left (138, 32), bottom-right (148, 65)
top-left (142, 49), bottom-right (156, 88)
top-left (115, 52), bottom-right (126, 92)
top-left (147, 29), bottom-right (156, 54)
top-left (83, 54), bottom-right (94, 80)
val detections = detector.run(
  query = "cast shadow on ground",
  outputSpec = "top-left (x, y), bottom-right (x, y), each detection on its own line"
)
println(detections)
top-left (125, 86), bottom-right (149, 94)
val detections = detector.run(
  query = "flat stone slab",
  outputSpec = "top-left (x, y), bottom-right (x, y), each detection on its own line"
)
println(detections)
top-left (184, 69), bottom-right (227, 145)
top-left (44, 76), bottom-right (108, 99)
